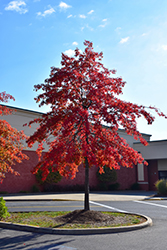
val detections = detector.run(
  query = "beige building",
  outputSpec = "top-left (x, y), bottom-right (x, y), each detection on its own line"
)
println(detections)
top-left (1, 105), bottom-right (167, 192)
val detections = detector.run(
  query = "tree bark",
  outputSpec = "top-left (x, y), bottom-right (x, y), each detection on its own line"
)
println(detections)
top-left (84, 156), bottom-right (90, 211)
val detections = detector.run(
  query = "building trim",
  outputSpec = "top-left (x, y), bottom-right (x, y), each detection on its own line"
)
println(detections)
top-left (1, 104), bottom-right (45, 116)
top-left (138, 182), bottom-right (149, 184)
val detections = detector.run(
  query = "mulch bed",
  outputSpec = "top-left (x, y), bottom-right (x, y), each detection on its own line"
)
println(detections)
top-left (52, 210), bottom-right (146, 228)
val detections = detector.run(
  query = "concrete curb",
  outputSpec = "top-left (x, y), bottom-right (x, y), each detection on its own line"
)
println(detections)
top-left (0, 213), bottom-right (152, 235)
top-left (4, 199), bottom-right (76, 202)
top-left (144, 198), bottom-right (167, 201)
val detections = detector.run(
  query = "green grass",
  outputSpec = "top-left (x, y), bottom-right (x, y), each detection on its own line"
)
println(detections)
top-left (1, 211), bottom-right (143, 229)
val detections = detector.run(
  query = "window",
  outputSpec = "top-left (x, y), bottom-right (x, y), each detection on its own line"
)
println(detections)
top-left (159, 171), bottom-right (167, 180)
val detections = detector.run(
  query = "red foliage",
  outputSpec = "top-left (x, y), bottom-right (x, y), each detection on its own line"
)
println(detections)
top-left (26, 41), bottom-right (167, 181)
top-left (0, 92), bottom-right (28, 182)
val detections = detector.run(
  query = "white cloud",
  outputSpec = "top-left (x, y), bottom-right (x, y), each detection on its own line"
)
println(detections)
top-left (162, 45), bottom-right (167, 51)
top-left (5, 1), bottom-right (28, 14)
top-left (88, 10), bottom-right (94, 15)
top-left (99, 18), bottom-right (107, 28)
top-left (72, 42), bottom-right (78, 46)
top-left (79, 14), bottom-right (86, 19)
top-left (99, 24), bottom-right (106, 28)
top-left (64, 49), bottom-right (75, 57)
top-left (67, 14), bottom-right (72, 18)
top-left (115, 27), bottom-right (121, 34)
top-left (119, 37), bottom-right (130, 44)
top-left (99, 23), bottom-right (107, 28)
top-left (59, 2), bottom-right (71, 10)
top-left (64, 48), bottom-right (82, 57)
top-left (37, 7), bottom-right (55, 17)
top-left (86, 24), bottom-right (94, 31)
top-left (116, 27), bottom-right (121, 31)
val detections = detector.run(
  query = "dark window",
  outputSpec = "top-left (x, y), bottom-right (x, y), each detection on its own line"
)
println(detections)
top-left (159, 171), bottom-right (167, 180)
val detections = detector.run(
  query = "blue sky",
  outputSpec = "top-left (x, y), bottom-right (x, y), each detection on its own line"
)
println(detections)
top-left (1, 0), bottom-right (167, 140)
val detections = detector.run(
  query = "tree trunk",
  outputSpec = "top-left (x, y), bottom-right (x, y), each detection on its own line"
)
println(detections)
top-left (84, 156), bottom-right (90, 211)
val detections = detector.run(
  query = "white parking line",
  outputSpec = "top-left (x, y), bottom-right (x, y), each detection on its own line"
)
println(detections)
top-left (90, 201), bottom-right (128, 213)
top-left (134, 200), bottom-right (167, 209)
top-left (47, 246), bottom-right (77, 250)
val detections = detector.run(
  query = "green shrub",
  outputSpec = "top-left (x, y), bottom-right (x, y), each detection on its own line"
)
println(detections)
top-left (19, 190), bottom-right (29, 193)
top-left (108, 182), bottom-right (120, 191)
top-left (36, 167), bottom-right (62, 185)
top-left (0, 197), bottom-right (10, 219)
top-left (97, 182), bottom-right (108, 191)
top-left (70, 184), bottom-right (85, 192)
top-left (43, 184), bottom-right (85, 193)
top-left (96, 166), bottom-right (117, 183)
top-left (131, 182), bottom-right (140, 190)
top-left (0, 191), bottom-right (8, 195)
top-left (155, 179), bottom-right (167, 195)
top-left (31, 185), bottom-right (40, 193)
top-left (43, 184), bottom-right (61, 192)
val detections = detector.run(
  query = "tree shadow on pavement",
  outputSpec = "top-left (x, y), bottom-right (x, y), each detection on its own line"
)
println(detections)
top-left (0, 230), bottom-right (74, 250)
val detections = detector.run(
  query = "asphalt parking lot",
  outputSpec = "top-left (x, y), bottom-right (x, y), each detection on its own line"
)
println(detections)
top-left (1, 191), bottom-right (167, 250)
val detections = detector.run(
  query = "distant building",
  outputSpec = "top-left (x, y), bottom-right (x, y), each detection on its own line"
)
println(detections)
top-left (1, 105), bottom-right (167, 193)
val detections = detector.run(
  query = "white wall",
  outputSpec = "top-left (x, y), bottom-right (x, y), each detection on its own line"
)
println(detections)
top-left (2, 107), bottom-right (48, 151)
top-left (133, 140), bottom-right (167, 160)
top-left (118, 129), bottom-right (151, 147)
top-left (2, 106), bottom-right (153, 153)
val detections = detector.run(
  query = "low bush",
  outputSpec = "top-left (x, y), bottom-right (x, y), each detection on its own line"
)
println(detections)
top-left (155, 179), bottom-right (167, 195)
top-left (96, 182), bottom-right (120, 191)
top-left (96, 166), bottom-right (117, 183)
top-left (31, 185), bottom-right (40, 193)
top-left (43, 184), bottom-right (62, 192)
top-left (0, 191), bottom-right (8, 195)
top-left (43, 184), bottom-right (86, 193)
top-left (130, 182), bottom-right (140, 190)
top-left (108, 182), bottom-right (120, 191)
top-left (97, 182), bottom-right (108, 191)
top-left (0, 197), bottom-right (10, 219)
top-left (36, 168), bottom-right (62, 185)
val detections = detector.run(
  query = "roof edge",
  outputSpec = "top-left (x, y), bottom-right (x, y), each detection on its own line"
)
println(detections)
top-left (0, 104), bottom-right (153, 138)
top-left (0, 104), bottom-right (45, 115)
top-left (134, 139), bottom-right (167, 144)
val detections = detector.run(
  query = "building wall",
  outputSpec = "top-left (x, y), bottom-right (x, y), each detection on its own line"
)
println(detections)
top-left (0, 149), bottom-right (137, 193)
top-left (0, 105), bottom-right (161, 193)
top-left (136, 163), bottom-right (149, 191)
top-left (116, 166), bottom-right (137, 190)
top-left (0, 150), bottom-right (38, 193)
top-left (134, 140), bottom-right (167, 160)
top-left (147, 160), bottom-right (158, 191)
top-left (1, 106), bottom-right (48, 151)
top-left (118, 130), bottom-right (151, 148)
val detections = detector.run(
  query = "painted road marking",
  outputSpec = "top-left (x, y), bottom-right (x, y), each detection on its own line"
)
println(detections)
top-left (134, 200), bottom-right (167, 209)
top-left (90, 201), bottom-right (128, 213)
top-left (46, 246), bottom-right (77, 250)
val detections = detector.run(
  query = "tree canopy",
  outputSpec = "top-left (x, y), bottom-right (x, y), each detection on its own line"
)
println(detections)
top-left (26, 41), bottom-right (167, 209)
top-left (0, 92), bottom-right (28, 182)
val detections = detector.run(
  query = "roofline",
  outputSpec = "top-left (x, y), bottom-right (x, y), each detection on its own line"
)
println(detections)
top-left (0, 104), bottom-right (153, 138)
top-left (101, 124), bottom-right (152, 137)
top-left (134, 139), bottom-right (167, 144)
top-left (0, 104), bottom-right (45, 115)
top-left (118, 128), bottom-right (152, 137)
